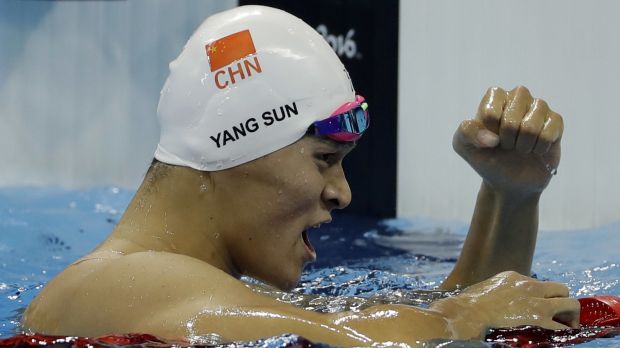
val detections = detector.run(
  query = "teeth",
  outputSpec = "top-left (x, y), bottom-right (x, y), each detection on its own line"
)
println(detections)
top-left (311, 221), bottom-right (329, 228)
top-left (310, 220), bottom-right (331, 229)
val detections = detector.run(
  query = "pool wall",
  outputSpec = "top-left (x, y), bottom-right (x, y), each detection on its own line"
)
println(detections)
top-left (0, 0), bottom-right (236, 188)
top-left (2, 0), bottom-right (620, 230)
top-left (398, 0), bottom-right (620, 230)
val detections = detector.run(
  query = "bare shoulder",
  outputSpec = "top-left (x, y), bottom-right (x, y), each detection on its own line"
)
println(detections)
top-left (23, 251), bottom-right (268, 338)
top-left (23, 250), bottom-right (451, 345)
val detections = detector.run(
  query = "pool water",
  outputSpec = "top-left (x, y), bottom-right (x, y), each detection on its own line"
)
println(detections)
top-left (0, 187), bottom-right (619, 347)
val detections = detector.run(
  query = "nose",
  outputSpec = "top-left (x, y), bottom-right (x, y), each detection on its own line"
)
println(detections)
top-left (321, 165), bottom-right (352, 210)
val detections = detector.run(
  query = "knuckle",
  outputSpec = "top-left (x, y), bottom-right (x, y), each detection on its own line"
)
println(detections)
top-left (533, 98), bottom-right (549, 112)
top-left (520, 123), bottom-right (540, 135)
top-left (540, 128), bottom-right (556, 142)
top-left (512, 85), bottom-right (532, 98)
top-left (488, 86), bottom-right (505, 95)
top-left (552, 113), bottom-right (565, 130)
top-left (516, 85), bottom-right (531, 94)
top-left (549, 111), bottom-right (562, 122)
top-left (480, 105), bottom-right (500, 120)
top-left (546, 112), bottom-right (564, 130)
top-left (459, 119), bottom-right (474, 132)
top-left (534, 97), bottom-right (546, 105)
top-left (502, 119), bottom-right (520, 132)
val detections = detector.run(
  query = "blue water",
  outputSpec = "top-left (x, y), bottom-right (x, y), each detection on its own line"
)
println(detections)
top-left (0, 187), bottom-right (619, 347)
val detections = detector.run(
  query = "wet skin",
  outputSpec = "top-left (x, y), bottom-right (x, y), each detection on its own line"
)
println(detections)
top-left (444, 86), bottom-right (564, 289)
top-left (205, 136), bottom-right (355, 290)
top-left (24, 86), bottom-right (578, 346)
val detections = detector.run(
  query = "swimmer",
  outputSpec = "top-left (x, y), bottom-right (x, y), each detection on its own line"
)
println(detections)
top-left (22, 5), bottom-right (577, 346)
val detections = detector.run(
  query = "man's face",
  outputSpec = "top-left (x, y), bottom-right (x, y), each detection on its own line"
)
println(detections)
top-left (210, 136), bottom-right (354, 290)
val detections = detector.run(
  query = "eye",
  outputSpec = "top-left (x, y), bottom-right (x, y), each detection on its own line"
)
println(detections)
top-left (321, 153), bottom-right (334, 162)
top-left (315, 152), bottom-right (337, 166)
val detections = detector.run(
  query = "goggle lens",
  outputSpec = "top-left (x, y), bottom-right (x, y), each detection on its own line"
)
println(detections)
top-left (312, 96), bottom-right (369, 142)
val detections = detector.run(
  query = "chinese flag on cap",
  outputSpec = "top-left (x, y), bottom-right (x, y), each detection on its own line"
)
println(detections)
top-left (206, 30), bottom-right (257, 72)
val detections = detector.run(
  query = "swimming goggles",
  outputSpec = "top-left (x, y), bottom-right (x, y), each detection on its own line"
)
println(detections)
top-left (311, 95), bottom-right (369, 142)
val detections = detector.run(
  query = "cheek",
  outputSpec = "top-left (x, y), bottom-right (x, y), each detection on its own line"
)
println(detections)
top-left (218, 158), bottom-right (324, 228)
top-left (277, 170), bottom-right (323, 214)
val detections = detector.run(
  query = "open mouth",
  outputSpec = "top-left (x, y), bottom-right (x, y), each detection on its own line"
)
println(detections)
top-left (302, 229), bottom-right (317, 261)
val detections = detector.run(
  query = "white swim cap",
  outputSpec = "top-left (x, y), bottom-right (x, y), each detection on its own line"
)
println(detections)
top-left (155, 5), bottom-right (355, 171)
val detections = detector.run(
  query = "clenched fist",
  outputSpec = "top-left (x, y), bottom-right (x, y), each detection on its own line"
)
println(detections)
top-left (453, 86), bottom-right (563, 195)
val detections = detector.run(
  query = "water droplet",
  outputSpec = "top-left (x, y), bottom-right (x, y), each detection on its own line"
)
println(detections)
top-left (217, 108), bottom-right (223, 116)
top-left (200, 183), bottom-right (208, 192)
top-left (288, 28), bottom-right (295, 34)
top-left (216, 161), bottom-right (224, 169)
top-left (300, 147), bottom-right (305, 154)
top-left (277, 189), bottom-right (283, 195)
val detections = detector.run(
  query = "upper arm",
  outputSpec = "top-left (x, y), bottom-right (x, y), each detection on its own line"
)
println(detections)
top-left (106, 252), bottom-right (441, 345)
top-left (149, 290), bottom-right (452, 346)
top-left (31, 251), bottom-right (450, 345)
top-left (164, 299), bottom-right (367, 345)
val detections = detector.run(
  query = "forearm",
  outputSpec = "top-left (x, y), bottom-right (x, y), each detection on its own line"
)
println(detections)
top-left (188, 302), bottom-right (454, 346)
top-left (334, 304), bottom-right (455, 344)
top-left (441, 181), bottom-right (541, 290)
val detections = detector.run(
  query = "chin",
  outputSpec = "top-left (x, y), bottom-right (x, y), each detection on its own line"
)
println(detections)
top-left (271, 274), bottom-right (300, 291)
top-left (277, 279), bottom-right (299, 291)
top-left (265, 268), bottom-right (302, 291)
top-left (249, 257), bottom-right (304, 291)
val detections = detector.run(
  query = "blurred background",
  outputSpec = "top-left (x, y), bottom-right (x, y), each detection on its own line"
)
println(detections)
top-left (1, 0), bottom-right (619, 231)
